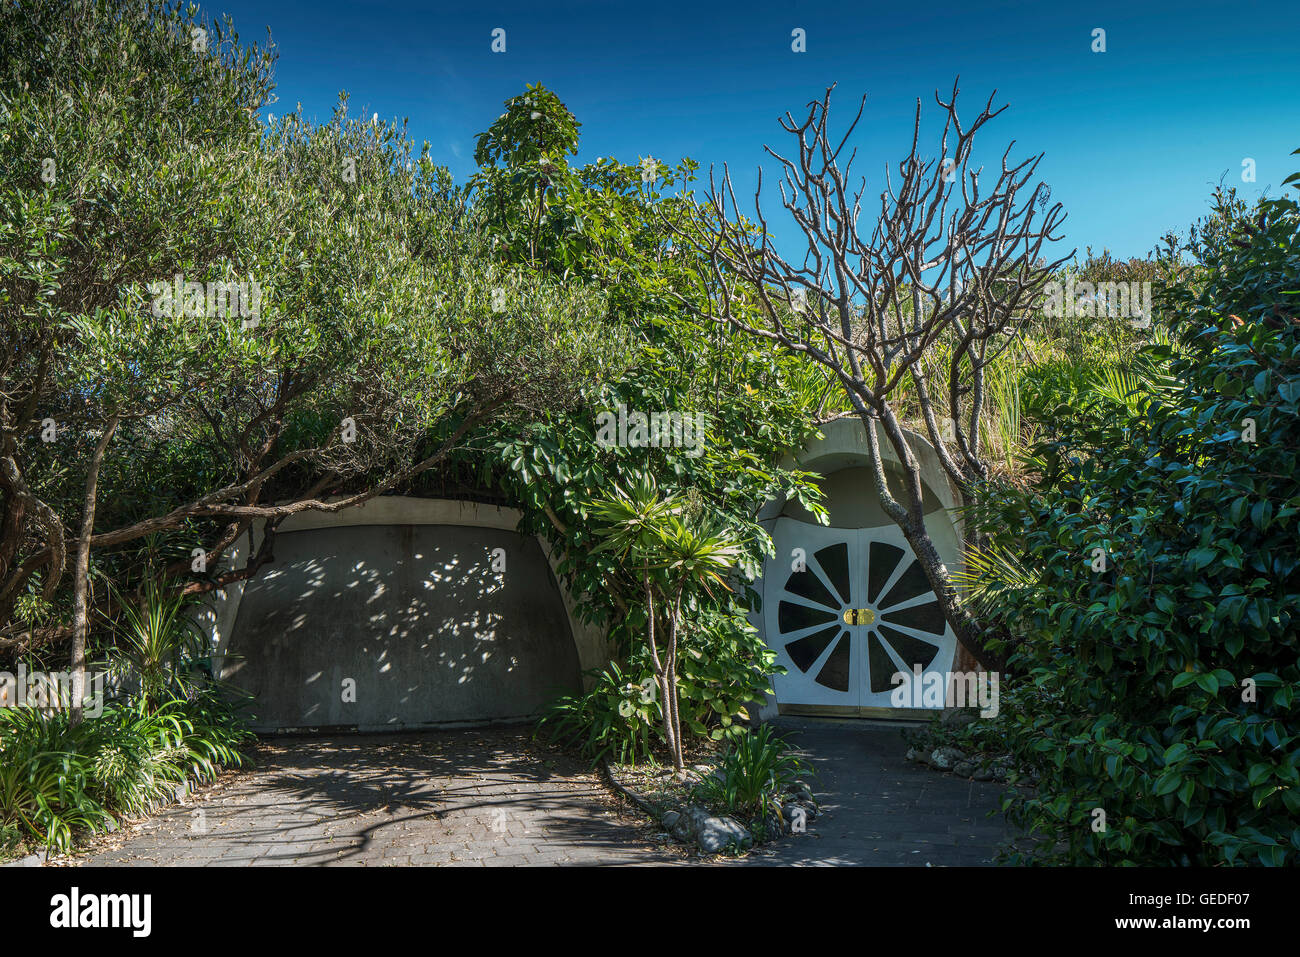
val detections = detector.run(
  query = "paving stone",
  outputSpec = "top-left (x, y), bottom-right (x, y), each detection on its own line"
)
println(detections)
top-left (71, 729), bottom-right (677, 867)
top-left (66, 721), bottom-right (1014, 868)
top-left (714, 719), bottom-right (1014, 867)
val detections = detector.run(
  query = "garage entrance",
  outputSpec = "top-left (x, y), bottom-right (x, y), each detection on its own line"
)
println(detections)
top-left (213, 502), bottom-right (586, 732)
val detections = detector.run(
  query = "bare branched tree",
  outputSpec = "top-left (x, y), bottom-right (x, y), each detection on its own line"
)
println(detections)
top-left (670, 80), bottom-right (1072, 669)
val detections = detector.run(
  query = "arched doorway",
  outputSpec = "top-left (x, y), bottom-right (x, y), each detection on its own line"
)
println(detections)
top-left (753, 419), bottom-right (965, 718)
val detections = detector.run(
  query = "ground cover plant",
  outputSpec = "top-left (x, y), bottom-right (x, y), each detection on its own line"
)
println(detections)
top-left (691, 724), bottom-right (809, 828)
top-left (0, 685), bottom-right (253, 857)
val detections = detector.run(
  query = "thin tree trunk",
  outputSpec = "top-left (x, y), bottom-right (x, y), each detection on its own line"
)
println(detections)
top-left (70, 415), bottom-right (119, 725)
top-left (642, 571), bottom-right (679, 771)
top-left (898, 518), bottom-right (1002, 672)
top-left (664, 643), bottom-right (680, 771)
top-left (865, 406), bottom-right (1004, 672)
top-left (665, 591), bottom-right (685, 772)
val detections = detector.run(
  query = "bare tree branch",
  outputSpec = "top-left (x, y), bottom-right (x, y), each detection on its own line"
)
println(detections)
top-left (666, 80), bottom-right (1072, 669)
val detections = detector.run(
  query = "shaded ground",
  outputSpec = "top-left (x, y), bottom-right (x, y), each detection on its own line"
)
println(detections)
top-left (66, 720), bottom-right (1013, 867)
top-left (722, 718), bottom-right (1015, 866)
top-left (72, 729), bottom-right (680, 866)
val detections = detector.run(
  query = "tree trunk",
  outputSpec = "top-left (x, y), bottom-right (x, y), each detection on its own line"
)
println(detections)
top-left (665, 592), bottom-right (685, 772)
top-left (642, 573), bottom-right (681, 772)
top-left (664, 647), bottom-right (682, 772)
top-left (897, 516), bottom-right (1003, 672)
top-left (659, 669), bottom-right (680, 772)
top-left (865, 407), bottom-right (1004, 672)
top-left (70, 416), bottom-right (119, 725)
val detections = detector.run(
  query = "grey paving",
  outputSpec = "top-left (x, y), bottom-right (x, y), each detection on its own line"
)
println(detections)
top-left (719, 718), bottom-right (1015, 866)
top-left (70, 720), bottom-right (1014, 867)
top-left (73, 729), bottom-right (679, 867)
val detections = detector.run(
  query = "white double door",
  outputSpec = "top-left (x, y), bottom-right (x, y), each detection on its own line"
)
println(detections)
top-left (764, 518), bottom-right (956, 710)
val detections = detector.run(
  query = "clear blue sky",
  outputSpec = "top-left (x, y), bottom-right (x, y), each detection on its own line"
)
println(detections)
top-left (211, 0), bottom-right (1296, 262)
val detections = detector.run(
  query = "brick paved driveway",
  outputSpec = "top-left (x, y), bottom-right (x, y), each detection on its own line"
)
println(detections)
top-left (74, 729), bottom-right (679, 866)
top-left (722, 718), bottom-right (1015, 866)
top-left (70, 720), bottom-right (1013, 867)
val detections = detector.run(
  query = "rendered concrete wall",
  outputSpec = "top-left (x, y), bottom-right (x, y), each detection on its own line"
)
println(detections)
top-left (208, 498), bottom-right (608, 732)
top-left (757, 417), bottom-right (964, 527)
top-left (754, 416), bottom-right (965, 579)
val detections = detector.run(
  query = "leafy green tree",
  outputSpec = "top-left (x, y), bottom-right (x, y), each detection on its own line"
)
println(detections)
top-left (0, 1), bottom-right (614, 689)
top-left (591, 478), bottom-right (742, 772)
top-left (472, 84), bottom-right (586, 273)
top-left (464, 86), bottom-right (828, 760)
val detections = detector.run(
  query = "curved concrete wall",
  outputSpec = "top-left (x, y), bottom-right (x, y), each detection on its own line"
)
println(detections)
top-left (756, 416), bottom-right (964, 532)
top-left (207, 498), bottom-right (609, 732)
top-left (755, 417), bottom-right (965, 585)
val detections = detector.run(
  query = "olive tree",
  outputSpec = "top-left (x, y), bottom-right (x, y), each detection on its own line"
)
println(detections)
top-left (0, 0), bottom-right (614, 712)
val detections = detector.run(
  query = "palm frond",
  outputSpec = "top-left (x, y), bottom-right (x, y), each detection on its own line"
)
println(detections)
top-left (952, 540), bottom-right (1036, 612)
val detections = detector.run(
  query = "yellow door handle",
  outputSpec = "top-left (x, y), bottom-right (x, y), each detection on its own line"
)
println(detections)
top-left (842, 608), bottom-right (876, 626)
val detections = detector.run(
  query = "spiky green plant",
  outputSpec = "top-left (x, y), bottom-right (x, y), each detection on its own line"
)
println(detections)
top-left (951, 540), bottom-right (1038, 615)
top-left (0, 709), bottom-right (110, 855)
top-left (109, 580), bottom-right (208, 712)
top-left (589, 475), bottom-right (745, 771)
top-left (0, 689), bottom-right (252, 855)
top-left (979, 360), bottom-right (1035, 479)
top-left (1092, 365), bottom-right (1146, 416)
top-left (692, 724), bottom-right (809, 822)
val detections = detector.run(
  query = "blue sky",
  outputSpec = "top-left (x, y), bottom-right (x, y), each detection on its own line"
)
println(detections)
top-left (212, 0), bottom-right (1296, 261)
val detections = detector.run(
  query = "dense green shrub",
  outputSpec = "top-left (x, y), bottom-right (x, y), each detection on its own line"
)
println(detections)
top-left (1027, 248), bottom-right (1163, 360)
top-left (0, 712), bottom-right (109, 854)
top-left (0, 689), bottom-right (253, 856)
top-left (0, 584), bottom-right (253, 858)
top-left (469, 85), bottom-right (823, 767)
top-left (536, 661), bottom-right (659, 766)
top-left (537, 607), bottom-right (778, 766)
top-left (672, 605), bottom-right (779, 741)
top-left (1, 1), bottom-right (616, 649)
top-left (967, 175), bottom-right (1300, 865)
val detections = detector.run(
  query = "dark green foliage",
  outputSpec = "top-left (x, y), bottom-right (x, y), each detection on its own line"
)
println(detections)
top-left (1, 1), bottom-right (617, 647)
top-left (537, 609), bottom-right (779, 766)
top-left (672, 605), bottom-right (780, 741)
top-left (0, 688), bottom-right (253, 855)
top-left (536, 661), bottom-right (659, 766)
top-left (0, 710), bottom-right (111, 853)
top-left (468, 82), bottom-right (825, 765)
top-left (968, 173), bottom-right (1300, 865)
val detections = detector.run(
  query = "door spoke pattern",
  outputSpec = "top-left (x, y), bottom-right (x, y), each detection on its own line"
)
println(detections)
top-left (766, 519), bottom-right (957, 708)
top-left (778, 543), bottom-right (852, 691)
